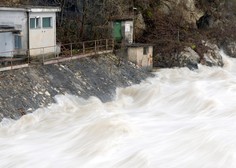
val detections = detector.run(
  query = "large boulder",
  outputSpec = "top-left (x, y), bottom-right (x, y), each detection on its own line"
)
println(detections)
top-left (202, 41), bottom-right (224, 67)
top-left (155, 42), bottom-right (223, 69)
top-left (179, 47), bottom-right (200, 70)
top-left (221, 40), bottom-right (236, 58)
top-left (155, 47), bottom-right (200, 69)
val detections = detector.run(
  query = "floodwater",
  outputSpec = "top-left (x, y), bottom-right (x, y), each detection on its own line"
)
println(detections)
top-left (0, 52), bottom-right (236, 168)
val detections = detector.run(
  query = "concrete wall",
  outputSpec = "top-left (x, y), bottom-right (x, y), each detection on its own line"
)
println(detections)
top-left (0, 10), bottom-right (28, 55)
top-left (127, 46), bottom-right (153, 70)
top-left (0, 54), bottom-right (153, 121)
top-left (127, 47), bottom-right (137, 63)
top-left (29, 12), bottom-right (56, 56)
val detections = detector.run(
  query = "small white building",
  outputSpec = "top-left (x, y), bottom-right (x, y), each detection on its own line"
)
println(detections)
top-left (127, 43), bottom-right (153, 71)
top-left (0, 6), bottom-right (60, 57)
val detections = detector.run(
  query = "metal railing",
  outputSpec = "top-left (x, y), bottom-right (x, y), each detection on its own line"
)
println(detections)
top-left (0, 39), bottom-right (114, 70)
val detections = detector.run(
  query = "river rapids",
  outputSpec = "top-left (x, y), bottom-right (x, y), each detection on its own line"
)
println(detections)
top-left (0, 52), bottom-right (236, 168)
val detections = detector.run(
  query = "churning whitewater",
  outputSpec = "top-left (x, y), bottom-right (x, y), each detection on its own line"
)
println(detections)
top-left (1, 52), bottom-right (236, 168)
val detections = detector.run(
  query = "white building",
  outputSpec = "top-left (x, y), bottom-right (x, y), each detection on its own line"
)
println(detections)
top-left (0, 6), bottom-right (60, 57)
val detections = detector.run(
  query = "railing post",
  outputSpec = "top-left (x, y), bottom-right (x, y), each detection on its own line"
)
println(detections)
top-left (27, 49), bottom-right (30, 64)
top-left (112, 39), bottom-right (115, 50)
top-left (95, 40), bottom-right (97, 53)
top-left (83, 42), bottom-right (85, 54)
top-left (54, 45), bottom-right (56, 59)
top-left (42, 48), bottom-right (44, 64)
top-left (106, 39), bottom-right (108, 51)
top-left (70, 43), bottom-right (73, 57)
top-left (11, 52), bottom-right (13, 70)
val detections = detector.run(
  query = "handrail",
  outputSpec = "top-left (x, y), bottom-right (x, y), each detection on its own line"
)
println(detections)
top-left (0, 39), bottom-right (114, 71)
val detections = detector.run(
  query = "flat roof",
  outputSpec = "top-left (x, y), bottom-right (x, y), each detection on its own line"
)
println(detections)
top-left (109, 15), bottom-right (134, 21)
top-left (0, 6), bottom-right (60, 12)
top-left (0, 29), bottom-right (21, 33)
top-left (126, 43), bottom-right (153, 47)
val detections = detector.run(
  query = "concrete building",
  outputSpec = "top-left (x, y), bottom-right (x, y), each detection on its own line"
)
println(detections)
top-left (127, 43), bottom-right (153, 71)
top-left (0, 6), bottom-right (60, 57)
top-left (111, 18), bottom-right (134, 44)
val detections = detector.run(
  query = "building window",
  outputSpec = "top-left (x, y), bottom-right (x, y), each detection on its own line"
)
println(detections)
top-left (14, 34), bottom-right (22, 49)
top-left (143, 46), bottom-right (149, 55)
top-left (43, 17), bottom-right (52, 28)
top-left (30, 17), bottom-right (40, 29)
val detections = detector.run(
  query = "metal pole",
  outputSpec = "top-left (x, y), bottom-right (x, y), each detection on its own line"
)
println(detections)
top-left (27, 49), bottom-right (30, 64)
top-left (70, 43), bottom-right (73, 57)
top-left (106, 39), bottom-right (108, 51)
top-left (54, 45), bottom-right (56, 59)
top-left (11, 52), bottom-right (13, 70)
top-left (83, 42), bottom-right (85, 54)
top-left (42, 48), bottom-right (44, 64)
top-left (95, 40), bottom-right (97, 53)
top-left (177, 29), bottom-right (180, 42)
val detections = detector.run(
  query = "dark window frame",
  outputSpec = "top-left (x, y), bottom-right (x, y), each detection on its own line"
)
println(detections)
top-left (143, 46), bottom-right (149, 55)
top-left (42, 17), bottom-right (53, 28)
top-left (30, 17), bottom-right (41, 29)
top-left (14, 34), bottom-right (22, 49)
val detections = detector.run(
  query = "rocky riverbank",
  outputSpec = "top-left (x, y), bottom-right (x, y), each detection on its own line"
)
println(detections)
top-left (0, 54), bottom-right (153, 121)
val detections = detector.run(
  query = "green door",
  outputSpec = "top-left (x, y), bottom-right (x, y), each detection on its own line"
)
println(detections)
top-left (113, 21), bottom-right (122, 42)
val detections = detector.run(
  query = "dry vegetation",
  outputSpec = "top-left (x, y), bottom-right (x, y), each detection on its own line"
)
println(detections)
top-left (136, 0), bottom-right (236, 66)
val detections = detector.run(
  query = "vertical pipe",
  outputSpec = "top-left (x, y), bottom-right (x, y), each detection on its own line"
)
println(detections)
top-left (26, 12), bottom-right (30, 56)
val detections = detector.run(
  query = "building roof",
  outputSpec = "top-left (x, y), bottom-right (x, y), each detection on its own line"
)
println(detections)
top-left (0, 25), bottom-right (21, 33)
top-left (0, 6), bottom-right (60, 12)
top-left (109, 15), bottom-right (134, 21)
top-left (0, 29), bottom-right (21, 33)
top-left (126, 43), bottom-right (153, 47)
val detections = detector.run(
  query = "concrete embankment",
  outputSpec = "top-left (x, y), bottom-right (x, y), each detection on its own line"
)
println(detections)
top-left (0, 54), bottom-right (153, 121)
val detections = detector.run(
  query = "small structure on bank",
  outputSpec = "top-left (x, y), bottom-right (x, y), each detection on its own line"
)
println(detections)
top-left (127, 43), bottom-right (153, 71)
top-left (110, 17), bottom-right (134, 44)
top-left (110, 16), bottom-right (153, 71)
top-left (0, 6), bottom-right (60, 57)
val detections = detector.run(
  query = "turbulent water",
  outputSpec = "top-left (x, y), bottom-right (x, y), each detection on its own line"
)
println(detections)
top-left (1, 52), bottom-right (236, 168)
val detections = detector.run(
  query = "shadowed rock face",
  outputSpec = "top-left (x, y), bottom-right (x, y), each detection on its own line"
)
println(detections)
top-left (197, 13), bottom-right (214, 29)
top-left (0, 54), bottom-right (153, 121)
top-left (159, 0), bottom-right (204, 25)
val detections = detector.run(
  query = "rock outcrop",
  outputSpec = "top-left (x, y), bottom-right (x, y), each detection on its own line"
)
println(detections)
top-left (134, 12), bottom-right (146, 40)
top-left (156, 41), bottom-right (223, 69)
top-left (202, 41), bottom-right (224, 67)
top-left (221, 41), bottom-right (236, 58)
top-left (159, 0), bottom-right (204, 26)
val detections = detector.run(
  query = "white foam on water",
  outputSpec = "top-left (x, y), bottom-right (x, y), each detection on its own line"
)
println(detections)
top-left (0, 52), bottom-right (236, 168)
